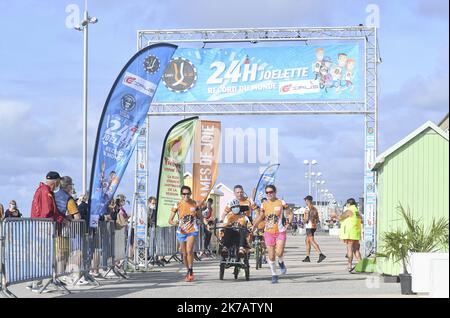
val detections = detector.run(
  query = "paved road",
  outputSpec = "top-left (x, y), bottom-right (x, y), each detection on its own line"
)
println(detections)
top-left (8, 232), bottom-right (410, 298)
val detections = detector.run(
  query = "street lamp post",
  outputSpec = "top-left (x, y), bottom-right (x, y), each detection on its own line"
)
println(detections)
top-left (316, 179), bottom-right (325, 214)
top-left (303, 159), bottom-right (317, 196)
top-left (313, 172), bottom-right (321, 203)
top-left (74, 3), bottom-right (97, 195)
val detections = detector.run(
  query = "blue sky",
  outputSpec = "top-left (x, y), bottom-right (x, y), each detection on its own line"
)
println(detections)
top-left (0, 0), bottom-right (448, 215)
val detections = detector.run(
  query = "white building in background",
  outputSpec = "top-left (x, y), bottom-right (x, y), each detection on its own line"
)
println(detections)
top-left (215, 183), bottom-right (235, 219)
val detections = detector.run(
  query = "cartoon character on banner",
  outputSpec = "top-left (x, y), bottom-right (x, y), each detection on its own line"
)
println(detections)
top-left (313, 48), bottom-right (325, 80)
top-left (319, 57), bottom-right (334, 92)
top-left (333, 53), bottom-right (348, 92)
top-left (104, 171), bottom-right (120, 200)
top-left (98, 161), bottom-right (107, 195)
top-left (343, 58), bottom-right (355, 93)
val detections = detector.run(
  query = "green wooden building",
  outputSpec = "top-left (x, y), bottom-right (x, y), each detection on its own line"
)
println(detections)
top-left (372, 121), bottom-right (449, 276)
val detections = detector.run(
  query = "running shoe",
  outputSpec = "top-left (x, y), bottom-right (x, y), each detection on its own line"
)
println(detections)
top-left (31, 287), bottom-right (50, 293)
top-left (302, 256), bottom-right (311, 262)
top-left (278, 262), bottom-right (287, 275)
top-left (27, 281), bottom-right (43, 290)
top-left (318, 254), bottom-right (327, 263)
top-left (185, 271), bottom-right (195, 282)
top-left (271, 275), bottom-right (279, 284)
top-left (76, 278), bottom-right (90, 286)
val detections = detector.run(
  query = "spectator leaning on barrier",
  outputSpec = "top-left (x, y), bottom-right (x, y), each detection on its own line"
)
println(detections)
top-left (76, 193), bottom-right (89, 221)
top-left (28, 171), bottom-right (68, 292)
top-left (147, 196), bottom-right (157, 228)
top-left (114, 194), bottom-right (129, 230)
top-left (31, 171), bottom-right (67, 223)
top-left (56, 176), bottom-right (85, 284)
top-left (4, 200), bottom-right (22, 218)
top-left (55, 176), bottom-right (80, 220)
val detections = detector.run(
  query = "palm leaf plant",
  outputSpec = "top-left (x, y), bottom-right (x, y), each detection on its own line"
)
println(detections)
top-left (377, 204), bottom-right (449, 274)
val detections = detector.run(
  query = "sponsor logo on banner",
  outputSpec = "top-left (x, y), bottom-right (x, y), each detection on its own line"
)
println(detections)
top-left (162, 57), bottom-right (198, 93)
top-left (121, 94), bottom-right (136, 112)
top-left (144, 55), bottom-right (161, 74)
top-left (123, 71), bottom-right (157, 96)
top-left (279, 80), bottom-right (320, 95)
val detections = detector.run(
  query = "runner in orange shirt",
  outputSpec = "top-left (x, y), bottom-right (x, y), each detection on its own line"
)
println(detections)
top-left (168, 185), bottom-right (202, 282)
top-left (252, 185), bottom-right (293, 283)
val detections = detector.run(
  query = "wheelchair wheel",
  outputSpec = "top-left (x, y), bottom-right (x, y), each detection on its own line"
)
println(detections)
top-left (233, 266), bottom-right (239, 279)
top-left (220, 263), bottom-right (225, 280)
top-left (257, 252), bottom-right (263, 269)
top-left (255, 245), bottom-right (261, 270)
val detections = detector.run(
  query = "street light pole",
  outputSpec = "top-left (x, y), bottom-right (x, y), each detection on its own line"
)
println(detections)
top-left (82, 9), bottom-right (88, 196)
top-left (75, 3), bottom-right (97, 195)
top-left (303, 159), bottom-right (317, 196)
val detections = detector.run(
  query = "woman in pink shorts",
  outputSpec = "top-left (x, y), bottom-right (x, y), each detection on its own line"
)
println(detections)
top-left (252, 185), bottom-right (293, 283)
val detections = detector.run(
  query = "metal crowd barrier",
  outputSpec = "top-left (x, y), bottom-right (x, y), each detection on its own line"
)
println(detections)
top-left (113, 226), bottom-right (127, 262)
top-left (1, 218), bottom-right (55, 297)
top-left (0, 217), bottom-right (219, 297)
top-left (86, 221), bottom-right (115, 275)
top-left (54, 220), bottom-right (86, 278)
top-left (0, 219), bottom-right (130, 298)
top-left (155, 226), bottom-right (178, 258)
top-left (148, 225), bottom-right (156, 258)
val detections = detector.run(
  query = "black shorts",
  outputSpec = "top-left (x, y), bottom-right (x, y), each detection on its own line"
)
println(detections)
top-left (306, 228), bottom-right (316, 237)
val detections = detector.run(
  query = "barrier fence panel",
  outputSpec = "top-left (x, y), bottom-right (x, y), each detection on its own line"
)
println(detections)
top-left (54, 220), bottom-right (86, 278)
top-left (113, 226), bottom-right (127, 262)
top-left (2, 218), bottom-right (54, 287)
top-left (155, 226), bottom-right (178, 257)
top-left (194, 225), bottom-right (204, 253)
top-left (148, 225), bottom-right (156, 259)
top-left (88, 221), bottom-right (115, 272)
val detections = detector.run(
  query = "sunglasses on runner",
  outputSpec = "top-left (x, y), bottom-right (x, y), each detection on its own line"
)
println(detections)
top-left (265, 191), bottom-right (274, 194)
top-left (182, 192), bottom-right (191, 196)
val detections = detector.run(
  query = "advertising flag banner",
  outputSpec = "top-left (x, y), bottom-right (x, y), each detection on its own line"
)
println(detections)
top-left (253, 164), bottom-right (281, 208)
top-left (192, 120), bottom-right (221, 204)
top-left (88, 43), bottom-right (177, 227)
top-left (156, 117), bottom-right (198, 227)
top-left (153, 44), bottom-right (362, 103)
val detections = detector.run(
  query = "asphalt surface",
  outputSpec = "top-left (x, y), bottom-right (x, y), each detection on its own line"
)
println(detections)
top-left (6, 232), bottom-right (411, 298)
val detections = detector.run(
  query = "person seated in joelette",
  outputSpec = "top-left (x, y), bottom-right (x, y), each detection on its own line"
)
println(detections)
top-left (221, 199), bottom-right (252, 258)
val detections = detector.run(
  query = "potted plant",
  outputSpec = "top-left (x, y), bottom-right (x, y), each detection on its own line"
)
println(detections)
top-left (378, 204), bottom-right (449, 295)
